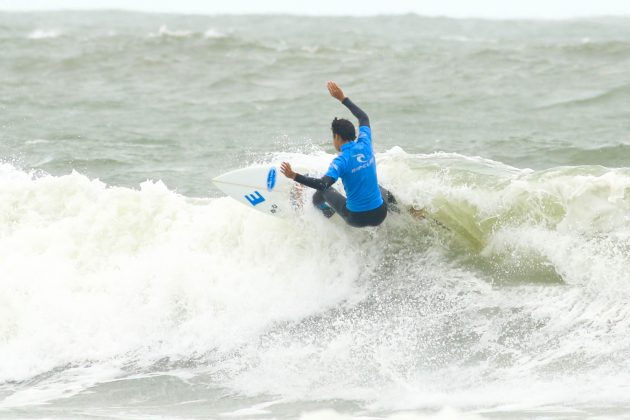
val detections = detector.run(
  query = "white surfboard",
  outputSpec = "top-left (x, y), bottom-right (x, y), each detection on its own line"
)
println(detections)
top-left (212, 165), bottom-right (311, 218)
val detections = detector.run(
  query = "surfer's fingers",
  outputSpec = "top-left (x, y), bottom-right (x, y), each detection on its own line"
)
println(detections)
top-left (327, 83), bottom-right (343, 100)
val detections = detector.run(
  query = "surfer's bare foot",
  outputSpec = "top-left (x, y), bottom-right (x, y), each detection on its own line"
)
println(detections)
top-left (408, 206), bottom-right (426, 220)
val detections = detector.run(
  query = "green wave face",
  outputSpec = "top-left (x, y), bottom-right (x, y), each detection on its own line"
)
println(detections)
top-left (377, 150), bottom-right (630, 285)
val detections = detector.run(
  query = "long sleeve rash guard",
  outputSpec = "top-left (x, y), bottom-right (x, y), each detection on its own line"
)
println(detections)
top-left (294, 97), bottom-right (370, 192)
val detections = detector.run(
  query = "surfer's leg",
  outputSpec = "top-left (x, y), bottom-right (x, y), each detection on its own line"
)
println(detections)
top-left (314, 188), bottom-right (388, 228)
top-left (313, 188), bottom-right (351, 222)
top-left (312, 190), bottom-right (335, 218)
top-left (322, 188), bottom-right (349, 217)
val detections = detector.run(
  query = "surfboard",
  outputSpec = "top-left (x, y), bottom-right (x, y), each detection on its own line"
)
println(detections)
top-left (212, 165), bottom-right (310, 218)
top-left (213, 165), bottom-right (451, 230)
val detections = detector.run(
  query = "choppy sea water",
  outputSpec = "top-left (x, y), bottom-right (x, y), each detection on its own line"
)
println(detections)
top-left (1, 11), bottom-right (630, 420)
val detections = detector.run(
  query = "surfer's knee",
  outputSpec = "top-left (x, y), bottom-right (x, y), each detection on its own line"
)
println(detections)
top-left (312, 190), bottom-right (325, 206)
top-left (379, 187), bottom-right (399, 213)
top-left (386, 190), bottom-right (397, 205)
top-left (380, 187), bottom-right (397, 205)
top-left (387, 192), bottom-right (400, 213)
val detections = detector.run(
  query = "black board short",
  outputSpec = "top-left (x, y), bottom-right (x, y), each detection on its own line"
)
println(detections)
top-left (313, 186), bottom-right (394, 228)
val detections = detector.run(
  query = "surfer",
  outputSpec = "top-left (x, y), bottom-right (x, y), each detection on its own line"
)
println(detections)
top-left (280, 81), bottom-right (397, 227)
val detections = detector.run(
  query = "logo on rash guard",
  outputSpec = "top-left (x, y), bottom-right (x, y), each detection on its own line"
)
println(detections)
top-left (351, 156), bottom-right (375, 173)
top-left (354, 154), bottom-right (366, 163)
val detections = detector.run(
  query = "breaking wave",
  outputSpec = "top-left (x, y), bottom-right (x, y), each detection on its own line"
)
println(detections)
top-left (1, 149), bottom-right (630, 414)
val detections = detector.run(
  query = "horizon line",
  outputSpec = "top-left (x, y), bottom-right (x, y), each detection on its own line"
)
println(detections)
top-left (1, 8), bottom-right (629, 21)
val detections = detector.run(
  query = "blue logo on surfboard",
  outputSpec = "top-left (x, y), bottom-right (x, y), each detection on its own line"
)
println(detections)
top-left (267, 168), bottom-right (277, 191)
top-left (245, 191), bottom-right (265, 206)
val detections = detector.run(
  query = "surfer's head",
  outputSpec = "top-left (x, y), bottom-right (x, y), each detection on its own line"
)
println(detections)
top-left (331, 117), bottom-right (356, 151)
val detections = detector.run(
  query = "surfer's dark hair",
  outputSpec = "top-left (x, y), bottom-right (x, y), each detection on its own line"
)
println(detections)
top-left (331, 118), bottom-right (356, 141)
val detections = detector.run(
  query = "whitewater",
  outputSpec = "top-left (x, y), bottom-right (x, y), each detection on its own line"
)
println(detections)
top-left (1, 10), bottom-right (630, 420)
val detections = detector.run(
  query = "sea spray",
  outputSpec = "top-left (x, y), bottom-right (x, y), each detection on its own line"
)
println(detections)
top-left (2, 153), bottom-right (629, 415)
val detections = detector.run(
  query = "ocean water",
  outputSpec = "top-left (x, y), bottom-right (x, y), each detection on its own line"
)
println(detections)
top-left (1, 11), bottom-right (630, 420)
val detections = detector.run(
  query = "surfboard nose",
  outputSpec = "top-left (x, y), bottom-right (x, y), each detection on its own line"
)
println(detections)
top-left (211, 165), bottom-right (309, 218)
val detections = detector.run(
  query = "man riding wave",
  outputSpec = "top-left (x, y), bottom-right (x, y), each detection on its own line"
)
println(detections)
top-left (280, 81), bottom-right (396, 228)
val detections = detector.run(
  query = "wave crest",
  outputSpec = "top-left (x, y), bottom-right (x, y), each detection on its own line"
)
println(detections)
top-left (27, 29), bottom-right (61, 39)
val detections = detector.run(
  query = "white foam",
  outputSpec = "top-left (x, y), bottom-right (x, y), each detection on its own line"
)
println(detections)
top-left (299, 408), bottom-right (486, 420)
top-left (150, 25), bottom-right (193, 38)
top-left (1, 365), bottom-right (122, 408)
top-left (28, 29), bottom-right (61, 39)
top-left (0, 165), bottom-right (367, 387)
top-left (24, 139), bottom-right (50, 145)
top-left (2, 155), bottom-right (630, 413)
top-left (204, 28), bottom-right (227, 39)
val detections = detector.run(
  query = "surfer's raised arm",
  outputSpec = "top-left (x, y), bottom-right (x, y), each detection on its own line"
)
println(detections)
top-left (278, 80), bottom-right (395, 227)
top-left (327, 81), bottom-right (370, 128)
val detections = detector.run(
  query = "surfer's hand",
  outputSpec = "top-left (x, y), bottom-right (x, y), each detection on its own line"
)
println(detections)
top-left (280, 162), bottom-right (296, 179)
top-left (327, 81), bottom-right (346, 101)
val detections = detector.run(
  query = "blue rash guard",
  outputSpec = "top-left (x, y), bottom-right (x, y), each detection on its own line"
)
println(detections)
top-left (324, 125), bottom-right (383, 212)
top-left (293, 97), bottom-right (396, 227)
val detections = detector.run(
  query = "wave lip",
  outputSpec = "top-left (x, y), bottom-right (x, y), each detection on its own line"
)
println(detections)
top-left (203, 28), bottom-right (227, 39)
top-left (147, 24), bottom-right (192, 38)
top-left (147, 25), bottom-right (227, 39)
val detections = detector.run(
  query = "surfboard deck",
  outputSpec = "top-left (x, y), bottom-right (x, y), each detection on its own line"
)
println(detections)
top-left (212, 165), bottom-right (312, 218)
